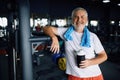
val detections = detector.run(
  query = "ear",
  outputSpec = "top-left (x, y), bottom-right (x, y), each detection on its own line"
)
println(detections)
top-left (85, 21), bottom-right (88, 26)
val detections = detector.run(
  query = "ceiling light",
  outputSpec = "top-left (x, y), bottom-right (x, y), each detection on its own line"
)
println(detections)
top-left (103, 0), bottom-right (110, 3)
top-left (118, 3), bottom-right (120, 6)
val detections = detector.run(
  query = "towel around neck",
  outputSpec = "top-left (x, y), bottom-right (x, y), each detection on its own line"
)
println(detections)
top-left (63, 25), bottom-right (91, 47)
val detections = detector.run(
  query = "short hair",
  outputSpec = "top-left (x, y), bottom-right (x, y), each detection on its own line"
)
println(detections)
top-left (71, 7), bottom-right (88, 18)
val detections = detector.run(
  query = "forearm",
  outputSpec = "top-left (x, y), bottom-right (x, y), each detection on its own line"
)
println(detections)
top-left (43, 26), bottom-right (57, 38)
top-left (90, 51), bottom-right (108, 65)
top-left (43, 26), bottom-right (60, 53)
top-left (80, 51), bottom-right (107, 68)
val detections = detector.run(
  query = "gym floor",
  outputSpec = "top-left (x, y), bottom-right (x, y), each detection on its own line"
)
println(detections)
top-left (33, 51), bottom-right (67, 80)
top-left (16, 43), bottom-right (120, 80)
top-left (32, 51), bottom-right (120, 80)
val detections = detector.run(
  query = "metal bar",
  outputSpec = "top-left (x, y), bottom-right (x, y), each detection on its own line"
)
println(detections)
top-left (18, 0), bottom-right (33, 80)
top-left (29, 37), bottom-right (50, 42)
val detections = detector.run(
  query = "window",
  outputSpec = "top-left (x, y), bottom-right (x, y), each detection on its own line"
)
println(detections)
top-left (56, 19), bottom-right (67, 27)
top-left (0, 17), bottom-right (8, 27)
top-left (90, 20), bottom-right (98, 27)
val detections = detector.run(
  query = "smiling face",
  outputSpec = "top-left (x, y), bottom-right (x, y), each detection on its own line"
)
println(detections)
top-left (72, 8), bottom-right (88, 33)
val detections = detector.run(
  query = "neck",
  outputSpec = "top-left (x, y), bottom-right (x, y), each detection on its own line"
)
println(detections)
top-left (75, 27), bottom-right (84, 33)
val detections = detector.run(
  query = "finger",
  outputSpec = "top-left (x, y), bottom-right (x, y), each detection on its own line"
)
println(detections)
top-left (53, 48), bottom-right (58, 54)
top-left (79, 63), bottom-right (85, 68)
top-left (50, 46), bottom-right (56, 53)
top-left (81, 60), bottom-right (86, 63)
top-left (50, 46), bottom-right (53, 52)
top-left (50, 43), bottom-right (54, 50)
top-left (50, 43), bottom-right (56, 51)
top-left (79, 63), bottom-right (84, 66)
top-left (57, 47), bottom-right (60, 53)
top-left (80, 65), bottom-right (86, 68)
top-left (50, 45), bottom-right (59, 54)
top-left (53, 46), bottom-right (60, 54)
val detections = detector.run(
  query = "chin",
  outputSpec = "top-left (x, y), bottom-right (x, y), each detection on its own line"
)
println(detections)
top-left (74, 25), bottom-right (84, 30)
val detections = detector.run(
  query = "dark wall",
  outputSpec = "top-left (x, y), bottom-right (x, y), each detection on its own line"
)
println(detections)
top-left (0, 0), bottom-right (119, 19)
top-left (30, 0), bottom-right (120, 19)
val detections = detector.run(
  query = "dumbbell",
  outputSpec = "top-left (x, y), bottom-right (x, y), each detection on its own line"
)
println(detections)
top-left (52, 52), bottom-right (66, 71)
top-left (58, 57), bottom-right (66, 71)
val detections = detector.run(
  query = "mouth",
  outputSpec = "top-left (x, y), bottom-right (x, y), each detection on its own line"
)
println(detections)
top-left (77, 22), bottom-right (84, 25)
top-left (76, 23), bottom-right (84, 27)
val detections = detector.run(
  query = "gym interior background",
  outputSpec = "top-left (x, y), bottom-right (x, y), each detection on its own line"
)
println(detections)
top-left (0, 0), bottom-right (120, 80)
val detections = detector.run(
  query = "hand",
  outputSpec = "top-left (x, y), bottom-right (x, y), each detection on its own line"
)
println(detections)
top-left (50, 36), bottom-right (60, 53)
top-left (79, 59), bottom-right (92, 68)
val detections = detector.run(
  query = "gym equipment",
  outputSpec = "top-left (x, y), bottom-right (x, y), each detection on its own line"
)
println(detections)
top-left (58, 57), bottom-right (66, 71)
top-left (52, 52), bottom-right (66, 71)
top-left (52, 39), bottom-right (66, 71)
top-left (52, 53), bottom-right (63, 64)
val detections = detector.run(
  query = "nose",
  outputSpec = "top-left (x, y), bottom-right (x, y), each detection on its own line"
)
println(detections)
top-left (77, 17), bottom-right (81, 22)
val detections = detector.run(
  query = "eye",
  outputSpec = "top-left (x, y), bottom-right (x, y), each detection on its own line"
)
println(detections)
top-left (81, 16), bottom-right (84, 19)
top-left (74, 15), bottom-right (78, 18)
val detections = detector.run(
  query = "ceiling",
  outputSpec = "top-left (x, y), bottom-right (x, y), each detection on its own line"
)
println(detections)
top-left (0, 0), bottom-right (120, 18)
top-left (29, 0), bottom-right (120, 18)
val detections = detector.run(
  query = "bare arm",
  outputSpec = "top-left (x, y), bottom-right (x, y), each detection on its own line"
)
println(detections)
top-left (90, 51), bottom-right (107, 65)
top-left (80, 50), bottom-right (108, 68)
top-left (43, 26), bottom-right (58, 37)
top-left (43, 26), bottom-right (60, 53)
